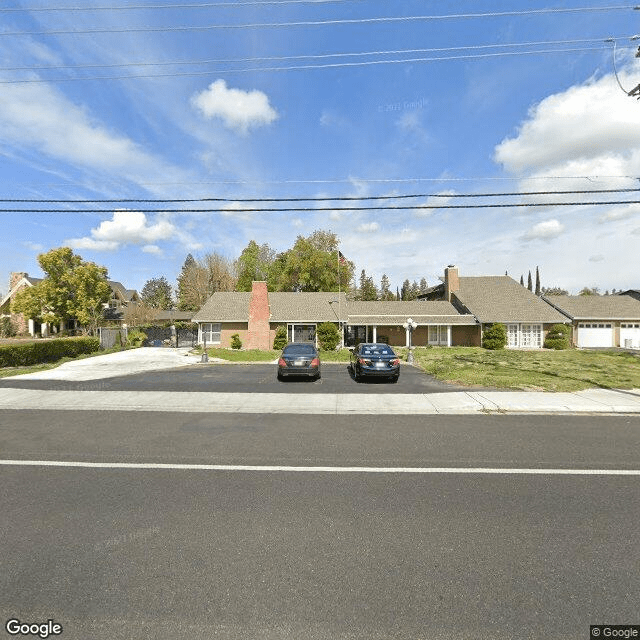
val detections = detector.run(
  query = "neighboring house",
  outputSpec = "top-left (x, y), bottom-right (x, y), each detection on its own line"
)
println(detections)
top-left (1, 272), bottom-right (45, 335)
top-left (441, 266), bottom-right (568, 348)
top-left (0, 271), bottom-right (139, 336)
top-left (543, 295), bottom-right (640, 349)
top-left (192, 280), bottom-right (478, 349)
top-left (104, 280), bottom-right (140, 319)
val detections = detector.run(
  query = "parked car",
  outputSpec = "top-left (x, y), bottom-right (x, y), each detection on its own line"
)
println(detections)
top-left (277, 342), bottom-right (321, 380)
top-left (350, 342), bottom-right (400, 382)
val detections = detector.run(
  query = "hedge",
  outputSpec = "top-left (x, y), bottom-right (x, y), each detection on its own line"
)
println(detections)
top-left (0, 337), bottom-right (100, 367)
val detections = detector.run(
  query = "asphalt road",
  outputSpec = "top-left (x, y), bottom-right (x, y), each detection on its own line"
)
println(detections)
top-left (0, 362), bottom-right (485, 394)
top-left (2, 408), bottom-right (640, 639)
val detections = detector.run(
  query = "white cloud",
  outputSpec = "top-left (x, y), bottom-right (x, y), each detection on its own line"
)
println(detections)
top-left (66, 210), bottom-right (186, 252)
top-left (589, 255), bottom-right (605, 263)
top-left (357, 222), bottom-right (380, 233)
top-left (521, 219), bottom-right (565, 241)
top-left (599, 203), bottom-right (640, 223)
top-left (142, 245), bottom-right (163, 256)
top-left (0, 82), bottom-right (191, 188)
top-left (191, 80), bottom-right (278, 134)
top-left (495, 70), bottom-right (640, 175)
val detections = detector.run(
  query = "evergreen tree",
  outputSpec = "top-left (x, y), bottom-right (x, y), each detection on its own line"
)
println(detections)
top-left (520, 275), bottom-right (525, 286)
top-left (401, 279), bottom-right (410, 301)
top-left (527, 271), bottom-right (533, 292)
top-left (380, 274), bottom-right (393, 301)
top-left (535, 266), bottom-right (541, 296)
top-left (419, 277), bottom-right (428, 295)
top-left (141, 276), bottom-right (173, 310)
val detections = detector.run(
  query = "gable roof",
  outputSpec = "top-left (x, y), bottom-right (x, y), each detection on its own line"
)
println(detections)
top-left (346, 300), bottom-right (476, 325)
top-left (543, 295), bottom-right (640, 320)
top-left (191, 292), bottom-right (252, 323)
top-left (268, 291), bottom-right (348, 322)
top-left (454, 276), bottom-right (567, 324)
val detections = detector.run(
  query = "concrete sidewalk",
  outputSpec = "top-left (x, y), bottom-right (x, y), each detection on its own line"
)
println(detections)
top-left (2, 347), bottom-right (639, 414)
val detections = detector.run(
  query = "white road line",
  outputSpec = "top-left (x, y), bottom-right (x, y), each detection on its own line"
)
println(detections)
top-left (1, 459), bottom-right (640, 475)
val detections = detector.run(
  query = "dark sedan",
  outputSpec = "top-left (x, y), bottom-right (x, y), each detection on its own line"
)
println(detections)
top-left (277, 343), bottom-right (321, 380)
top-left (350, 343), bottom-right (400, 382)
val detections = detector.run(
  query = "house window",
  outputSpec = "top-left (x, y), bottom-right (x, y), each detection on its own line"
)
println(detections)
top-left (507, 324), bottom-right (519, 348)
top-left (287, 324), bottom-right (316, 343)
top-left (520, 324), bottom-right (542, 348)
top-left (201, 323), bottom-right (221, 344)
top-left (428, 325), bottom-right (448, 345)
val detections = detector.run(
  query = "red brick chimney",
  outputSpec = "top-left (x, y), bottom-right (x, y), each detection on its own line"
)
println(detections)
top-left (246, 281), bottom-right (271, 350)
top-left (444, 265), bottom-right (459, 302)
top-left (10, 272), bottom-right (28, 292)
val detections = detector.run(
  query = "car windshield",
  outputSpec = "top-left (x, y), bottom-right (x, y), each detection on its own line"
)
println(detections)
top-left (283, 344), bottom-right (317, 356)
top-left (360, 344), bottom-right (395, 356)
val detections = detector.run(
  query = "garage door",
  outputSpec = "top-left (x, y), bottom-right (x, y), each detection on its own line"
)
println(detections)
top-left (577, 323), bottom-right (613, 348)
top-left (621, 323), bottom-right (640, 349)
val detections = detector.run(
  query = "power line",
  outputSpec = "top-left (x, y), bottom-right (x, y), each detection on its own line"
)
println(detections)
top-left (1, 6), bottom-right (634, 36)
top-left (0, 36), bottom-right (630, 72)
top-left (2, 45), bottom-right (631, 83)
top-left (3, 200), bottom-right (640, 212)
top-left (2, 188), bottom-right (640, 203)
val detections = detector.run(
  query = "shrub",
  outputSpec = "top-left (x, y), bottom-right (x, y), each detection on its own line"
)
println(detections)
top-left (544, 323), bottom-right (571, 350)
top-left (231, 333), bottom-right (242, 349)
top-left (0, 317), bottom-right (17, 338)
top-left (0, 337), bottom-right (100, 367)
top-left (482, 323), bottom-right (507, 350)
top-left (273, 325), bottom-right (287, 350)
top-left (317, 322), bottom-right (340, 351)
top-left (126, 329), bottom-right (148, 348)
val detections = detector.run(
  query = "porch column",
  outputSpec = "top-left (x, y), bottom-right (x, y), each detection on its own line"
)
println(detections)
top-left (447, 325), bottom-right (452, 347)
top-left (372, 325), bottom-right (377, 342)
top-left (405, 326), bottom-right (410, 347)
top-left (28, 318), bottom-right (35, 336)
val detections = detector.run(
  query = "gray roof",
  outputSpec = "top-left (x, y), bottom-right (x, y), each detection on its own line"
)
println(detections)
top-left (346, 300), bottom-right (476, 325)
top-left (454, 276), bottom-right (568, 324)
top-left (192, 292), bottom-right (252, 322)
top-left (269, 292), bottom-right (348, 322)
top-left (543, 295), bottom-right (640, 320)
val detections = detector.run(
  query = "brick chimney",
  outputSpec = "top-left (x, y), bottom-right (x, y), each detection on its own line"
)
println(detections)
top-left (10, 272), bottom-right (28, 291)
top-left (444, 265), bottom-right (459, 302)
top-left (246, 281), bottom-right (271, 350)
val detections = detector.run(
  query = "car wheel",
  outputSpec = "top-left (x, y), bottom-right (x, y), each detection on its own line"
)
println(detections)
top-left (277, 372), bottom-right (284, 381)
top-left (391, 374), bottom-right (399, 383)
top-left (315, 372), bottom-right (321, 380)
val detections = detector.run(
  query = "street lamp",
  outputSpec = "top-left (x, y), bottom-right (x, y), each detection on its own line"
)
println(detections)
top-left (403, 317), bottom-right (417, 364)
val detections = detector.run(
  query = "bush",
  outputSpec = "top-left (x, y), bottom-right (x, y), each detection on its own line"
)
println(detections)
top-left (0, 337), bottom-right (100, 367)
top-left (482, 323), bottom-right (507, 350)
top-left (273, 325), bottom-right (287, 350)
top-left (317, 322), bottom-right (340, 351)
top-left (544, 323), bottom-right (571, 350)
top-left (231, 333), bottom-right (242, 349)
top-left (126, 329), bottom-right (148, 348)
top-left (0, 317), bottom-right (17, 338)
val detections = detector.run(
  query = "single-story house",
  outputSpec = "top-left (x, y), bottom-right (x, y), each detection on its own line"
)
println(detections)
top-left (543, 295), bottom-right (640, 349)
top-left (442, 267), bottom-right (569, 348)
top-left (192, 281), bottom-right (479, 349)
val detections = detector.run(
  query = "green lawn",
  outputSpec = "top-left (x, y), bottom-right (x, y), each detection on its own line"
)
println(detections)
top-left (395, 347), bottom-right (640, 392)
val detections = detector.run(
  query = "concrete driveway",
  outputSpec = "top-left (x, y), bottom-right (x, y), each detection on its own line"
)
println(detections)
top-left (9, 346), bottom-right (202, 381)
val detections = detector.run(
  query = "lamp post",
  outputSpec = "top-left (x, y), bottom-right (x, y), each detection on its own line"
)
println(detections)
top-left (403, 317), bottom-right (417, 364)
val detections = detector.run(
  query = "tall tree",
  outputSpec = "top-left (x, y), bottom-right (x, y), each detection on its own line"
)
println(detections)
top-left (419, 277), bottom-right (428, 295)
top-left (275, 230), bottom-right (354, 292)
top-left (141, 276), bottom-right (173, 309)
top-left (408, 280), bottom-right (420, 301)
top-left (401, 279), bottom-right (410, 301)
top-left (535, 266), bottom-right (541, 296)
top-left (380, 274), bottom-right (394, 301)
top-left (11, 247), bottom-right (111, 335)
top-left (527, 271), bottom-right (533, 292)
top-left (235, 241), bottom-right (275, 291)
top-left (520, 275), bottom-right (525, 286)
top-left (358, 269), bottom-right (378, 301)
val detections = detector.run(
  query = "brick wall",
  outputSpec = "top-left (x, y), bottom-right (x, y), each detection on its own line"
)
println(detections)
top-left (245, 281), bottom-right (271, 350)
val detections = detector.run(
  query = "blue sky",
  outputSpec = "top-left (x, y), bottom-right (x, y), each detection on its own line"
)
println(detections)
top-left (1, 0), bottom-right (638, 298)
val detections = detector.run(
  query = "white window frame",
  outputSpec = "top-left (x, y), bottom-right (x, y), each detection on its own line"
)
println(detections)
top-left (507, 324), bottom-right (519, 348)
top-left (428, 325), bottom-right (448, 346)
top-left (287, 323), bottom-right (317, 344)
top-left (200, 322), bottom-right (221, 345)
top-left (520, 324), bottom-right (542, 348)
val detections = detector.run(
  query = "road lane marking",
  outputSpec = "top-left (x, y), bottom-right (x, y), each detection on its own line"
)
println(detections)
top-left (1, 460), bottom-right (640, 475)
